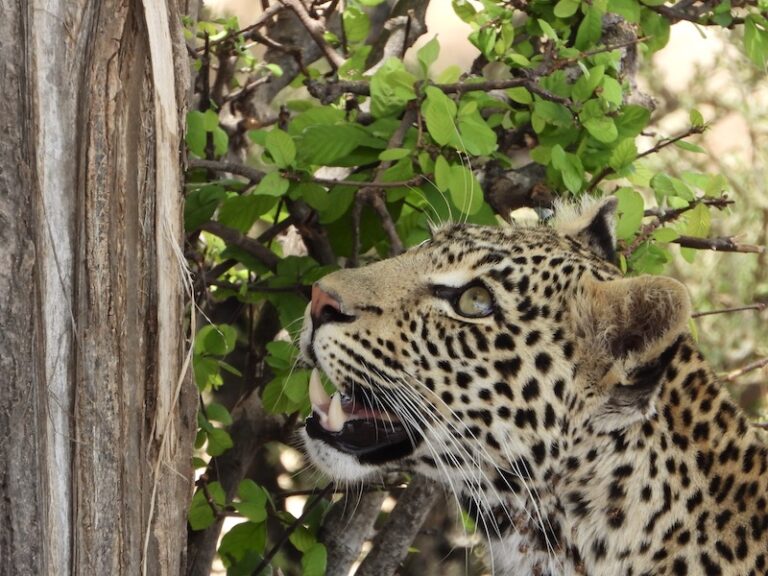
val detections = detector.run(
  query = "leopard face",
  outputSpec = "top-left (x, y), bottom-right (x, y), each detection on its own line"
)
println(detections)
top-left (300, 201), bottom-right (620, 492)
top-left (299, 197), bottom-right (768, 576)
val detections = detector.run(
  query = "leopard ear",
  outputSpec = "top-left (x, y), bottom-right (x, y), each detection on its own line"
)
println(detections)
top-left (554, 196), bottom-right (618, 262)
top-left (572, 275), bottom-right (691, 428)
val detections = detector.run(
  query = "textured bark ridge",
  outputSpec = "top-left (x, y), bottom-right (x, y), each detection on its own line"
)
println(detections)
top-left (0, 1), bottom-right (194, 575)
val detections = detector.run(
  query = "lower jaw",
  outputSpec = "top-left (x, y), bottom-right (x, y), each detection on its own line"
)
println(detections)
top-left (304, 415), bottom-right (418, 465)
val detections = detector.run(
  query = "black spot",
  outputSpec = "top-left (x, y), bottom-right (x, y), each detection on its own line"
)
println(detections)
top-left (494, 333), bottom-right (515, 351)
top-left (522, 378), bottom-right (540, 402)
top-left (535, 352), bottom-right (552, 374)
top-left (494, 357), bottom-right (522, 379)
top-left (494, 381), bottom-right (514, 400)
top-left (456, 371), bottom-right (472, 389)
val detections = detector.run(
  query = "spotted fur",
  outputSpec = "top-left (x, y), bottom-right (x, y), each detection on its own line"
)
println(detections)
top-left (300, 197), bottom-right (768, 576)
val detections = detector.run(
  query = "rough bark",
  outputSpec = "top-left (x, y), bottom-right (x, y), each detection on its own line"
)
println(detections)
top-left (0, 1), bottom-right (194, 575)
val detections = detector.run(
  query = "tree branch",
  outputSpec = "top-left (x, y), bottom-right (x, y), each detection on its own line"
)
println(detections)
top-left (189, 158), bottom-right (265, 182)
top-left (199, 221), bottom-right (281, 270)
top-left (355, 475), bottom-right (441, 576)
top-left (672, 235), bottom-right (765, 253)
top-left (320, 490), bottom-right (388, 576)
top-left (587, 125), bottom-right (706, 192)
top-left (279, 0), bottom-right (345, 71)
top-left (724, 357), bottom-right (768, 382)
top-left (692, 303), bottom-right (766, 318)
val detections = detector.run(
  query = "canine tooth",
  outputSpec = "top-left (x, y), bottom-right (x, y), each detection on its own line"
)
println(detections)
top-left (327, 393), bottom-right (346, 432)
top-left (309, 369), bottom-right (330, 409)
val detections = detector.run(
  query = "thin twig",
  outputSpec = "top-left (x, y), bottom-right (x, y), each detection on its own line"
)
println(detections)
top-left (251, 484), bottom-right (334, 575)
top-left (279, 0), bottom-right (345, 71)
top-left (724, 357), bottom-right (768, 382)
top-left (196, 3), bottom-right (285, 52)
top-left (587, 125), bottom-right (706, 192)
top-left (199, 222), bottom-right (280, 271)
top-left (672, 235), bottom-right (765, 253)
top-left (692, 303), bottom-right (766, 318)
top-left (188, 158), bottom-right (265, 182)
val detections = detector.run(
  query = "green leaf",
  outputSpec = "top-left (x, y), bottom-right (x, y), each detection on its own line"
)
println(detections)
top-left (185, 184), bottom-right (226, 231)
top-left (575, 7), bottom-right (603, 50)
top-left (744, 15), bottom-right (768, 67)
top-left (684, 202), bottom-right (711, 239)
top-left (452, 0), bottom-right (477, 22)
top-left (600, 76), bottom-right (623, 107)
top-left (674, 140), bottom-right (706, 154)
top-left (205, 402), bottom-right (233, 425)
top-left (218, 194), bottom-right (277, 233)
top-left (186, 111), bottom-right (207, 157)
top-left (533, 100), bottom-right (573, 129)
top-left (379, 148), bottom-right (411, 161)
top-left (188, 482), bottom-right (225, 530)
top-left (422, 87), bottom-right (458, 146)
top-left (448, 164), bottom-right (483, 215)
top-left (608, 0), bottom-right (640, 22)
top-left (234, 480), bottom-right (268, 523)
top-left (572, 65), bottom-right (605, 102)
top-left (614, 187), bottom-right (644, 240)
top-left (343, 6), bottom-right (370, 43)
top-left (302, 543), bottom-right (327, 576)
top-left (583, 116), bottom-right (618, 143)
top-left (370, 58), bottom-right (417, 117)
top-left (292, 182), bottom-right (330, 211)
top-left (550, 145), bottom-right (584, 193)
top-left (417, 36), bottom-right (440, 76)
top-left (689, 108), bottom-right (705, 128)
top-left (652, 227), bottom-right (680, 243)
top-left (212, 126), bottom-right (228, 157)
top-left (219, 521), bottom-right (267, 561)
top-left (629, 242), bottom-right (670, 274)
top-left (290, 524), bottom-right (317, 552)
top-left (265, 129), bottom-right (296, 168)
top-left (609, 138), bottom-right (637, 172)
top-left (206, 427), bottom-right (234, 456)
top-left (434, 155), bottom-right (451, 192)
top-left (615, 105), bottom-right (651, 138)
top-left (297, 126), bottom-right (359, 165)
top-left (193, 356), bottom-right (221, 391)
top-left (195, 324), bottom-right (237, 356)
top-left (554, 0), bottom-right (580, 18)
top-left (507, 87), bottom-right (532, 105)
top-left (456, 108), bottom-right (498, 156)
top-left (254, 171), bottom-right (290, 197)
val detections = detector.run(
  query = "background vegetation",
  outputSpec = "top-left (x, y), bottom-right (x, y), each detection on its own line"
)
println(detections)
top-left (183, 1), bottom-right (768, 574)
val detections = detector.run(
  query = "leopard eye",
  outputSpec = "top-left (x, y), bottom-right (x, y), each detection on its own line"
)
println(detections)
top-left (456, 285), bottom-right (494, 318)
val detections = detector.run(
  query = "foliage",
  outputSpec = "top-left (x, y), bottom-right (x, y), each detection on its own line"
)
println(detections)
top-left (183, 1), bottom-right (767, 574)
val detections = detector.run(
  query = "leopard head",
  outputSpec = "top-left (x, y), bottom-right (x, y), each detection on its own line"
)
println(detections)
top-left (299, 197), bottom-right (691, 501)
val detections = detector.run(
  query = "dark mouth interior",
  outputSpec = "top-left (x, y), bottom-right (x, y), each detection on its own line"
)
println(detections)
top-left (305, 385), bottom-right (420, 465)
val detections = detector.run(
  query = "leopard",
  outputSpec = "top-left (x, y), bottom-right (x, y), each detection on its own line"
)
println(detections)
top-left (299, 196), bottom-right (768, 576)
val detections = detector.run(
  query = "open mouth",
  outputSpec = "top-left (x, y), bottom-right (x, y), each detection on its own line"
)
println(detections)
top-left (305, 369), bottom-right (418, 465)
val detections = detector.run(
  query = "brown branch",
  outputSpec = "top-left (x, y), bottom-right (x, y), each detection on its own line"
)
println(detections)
top-left (692, 303), bottom-right (766, 318)
top-left (321, 491), bottom-right (388, 576)
top-left (724, 357), bottom-right (768, 382)
top-left (622, 195), bottom-right (731, 257)
top-left (437, 77), bottom-right (572, 105)
top-left (199, 222), bottom-right (280, 271)
top-left (672, 235), bottom-right (765, 253)
top-left (355, 475), bottom-right (441, 576)
top-left (587, 125), bottom-right (706, 192)
top-left (285, 172), bottom-right (426, 189)
top-left (279, 0), bottom-right (345, 71)
top-left (349, 107), bottom-right (415, 265)
top-left (188, 158), bottom-right (265, 183)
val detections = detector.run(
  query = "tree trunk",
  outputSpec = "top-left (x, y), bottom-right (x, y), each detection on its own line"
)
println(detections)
top-left (0, 1), bottom-right (195, 574)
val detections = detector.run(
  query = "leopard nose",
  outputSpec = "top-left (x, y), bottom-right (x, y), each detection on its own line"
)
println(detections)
top-left (311, 284), bottom-right (355, 328)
